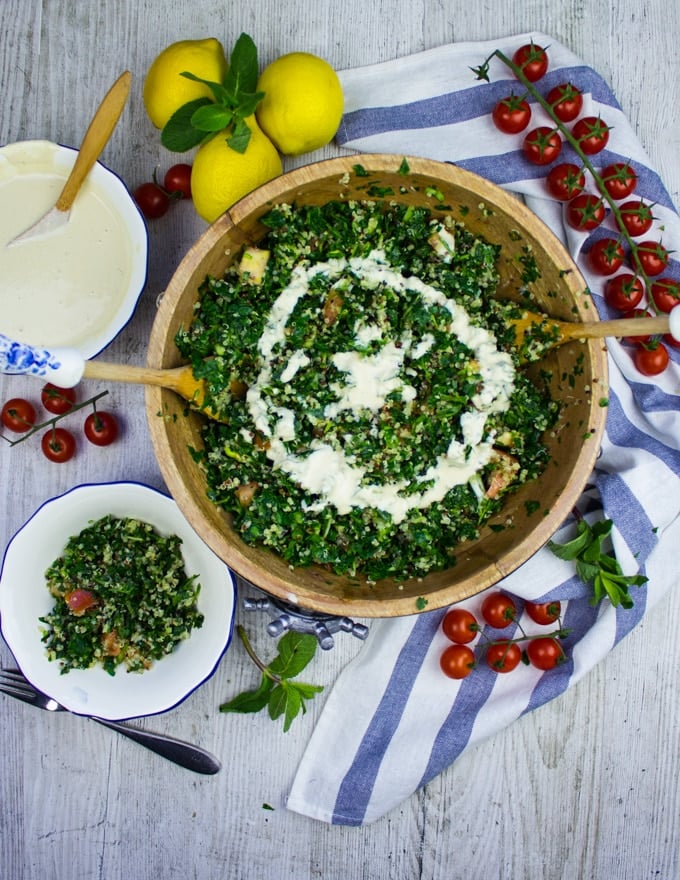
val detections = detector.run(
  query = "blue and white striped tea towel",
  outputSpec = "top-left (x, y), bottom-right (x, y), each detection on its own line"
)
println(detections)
top-left (286, 33), bottom-right (680, 825)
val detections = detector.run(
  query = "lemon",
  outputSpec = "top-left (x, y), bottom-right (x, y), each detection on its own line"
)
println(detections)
top-left (190, 117), bottom-right (283, 223)
top-left (255, 53), bottom-right (343, 156)
top-left (143, 38), bottom-right (228, 129)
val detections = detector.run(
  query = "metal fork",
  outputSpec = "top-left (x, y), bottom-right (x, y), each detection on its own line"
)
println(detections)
top-left (0, 668), bottom-right (221, 774)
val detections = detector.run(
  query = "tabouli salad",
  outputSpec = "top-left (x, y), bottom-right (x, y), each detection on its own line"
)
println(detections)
top-left (176, 199), bottom-right (559, 582)
top-left (40, 515), bottom-right (204, 674)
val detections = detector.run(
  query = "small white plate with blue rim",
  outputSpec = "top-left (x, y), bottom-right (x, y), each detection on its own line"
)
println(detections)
top-left (0, 481), bottom-right (235, 720)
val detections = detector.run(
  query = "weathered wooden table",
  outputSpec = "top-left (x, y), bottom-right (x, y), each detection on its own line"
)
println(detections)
top-left (1, 1), bottom-right (678, 877)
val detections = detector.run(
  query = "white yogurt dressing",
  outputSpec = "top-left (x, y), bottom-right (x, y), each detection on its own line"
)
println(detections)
top-left (0, 141), bottom-right (134, 350)
top-left (246, 250), bottom-right (516, 524)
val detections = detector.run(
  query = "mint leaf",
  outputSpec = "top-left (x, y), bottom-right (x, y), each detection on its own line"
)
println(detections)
top-left (224, 32), bottom-right (260, 96)
top-left (219, 674), bottom-right (273, 714)
top-left (226, 118), bottom-right (252, 154)
top-left (161, 98), bottom-right (213, 151)
top-left (548, 520), bottom-right (592, 560)
top-left (269, 632), bottom-right (318, 679)
top-left (191, 103), bottom-right (236, 132)
top-left (180, 71), bottom-right (230, 105)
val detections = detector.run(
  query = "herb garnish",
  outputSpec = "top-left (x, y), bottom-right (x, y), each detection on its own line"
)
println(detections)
top-left (549, 515), bottom-right (648, 608)
top-left (220, 626), bottom-right (323, 732)
top-left (161, 33), bottom-right (264, 153)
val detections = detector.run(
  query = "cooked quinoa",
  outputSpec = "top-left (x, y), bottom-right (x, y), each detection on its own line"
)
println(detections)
top-left (176, 199), bottom-right (559, 582)
top-left (40, 515), bottom-right (204, 675)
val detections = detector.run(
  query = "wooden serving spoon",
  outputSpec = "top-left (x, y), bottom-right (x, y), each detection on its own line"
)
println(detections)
top-left (2, 308), bottom-right (677, 423)
top-left (510, 309), bottom-right (675, 353)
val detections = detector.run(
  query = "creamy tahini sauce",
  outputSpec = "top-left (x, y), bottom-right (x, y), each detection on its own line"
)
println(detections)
top-left (247, 251), bottom-right (516, 524)
top-left (0, 142), bottom-right (134, 350)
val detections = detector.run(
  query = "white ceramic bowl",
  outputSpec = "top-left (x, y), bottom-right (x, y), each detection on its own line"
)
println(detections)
top-left (0, 482), bottom-right (235, 720)
top-left (0, 140), bottom-right (148, 358)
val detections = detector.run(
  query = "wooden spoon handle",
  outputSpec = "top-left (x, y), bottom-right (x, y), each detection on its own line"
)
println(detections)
top-left (55, 71), bottom-right (132, 212)
top-left (560, 315), bottom-right (670, 339)
top-left (82, 359), bottom-right (183, 389)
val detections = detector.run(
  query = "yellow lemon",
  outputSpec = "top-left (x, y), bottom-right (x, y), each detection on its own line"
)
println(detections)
top-left (190, 117), bottom-right (283, 223)
top-left (143, 38), bottom-right (228, 129)
top-left (255, 53), bottom-right (343, 156)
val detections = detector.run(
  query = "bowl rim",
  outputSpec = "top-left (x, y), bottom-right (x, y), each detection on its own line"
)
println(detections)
top-left (0, 480), bottom-right (235, 720)
top-left (146, 153), bottom-right (609, 617)
top-left (0, 139), bottom-right (148, 359)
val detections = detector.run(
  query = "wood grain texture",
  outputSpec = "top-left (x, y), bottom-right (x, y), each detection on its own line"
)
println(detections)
top-left (1, 1), bottom-right (679, 878)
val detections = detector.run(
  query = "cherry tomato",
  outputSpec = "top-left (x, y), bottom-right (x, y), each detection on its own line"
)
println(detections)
top-left (164, 163), bottom-right (192, 200)
top-left (440, 644), bottom-right (476, 679)
top-left (133, 182), bottom-right (170, 219)
top-left (601, 163), bottom-right (638, 200)
top-left (481, 591), bottom-right (517, 628)
top-left (486, 641), bottom-right (522, 673)
top-left (650, 278), bottom-right (680, 314)
top-left (65, 589), bottom-right (98, 616)
top-left (526, 637), bottom-right (565, 670)
top-left (546, 163), bottom-right (585, 201)
top-left (618, 200), bottom-right (654, 238)
top-left (522, 127), bottom-right (562, 165)
top-left (572, 116), bottom-right (610, 155)
top-left (604, 274), bottom-right (645, 312)
top-left (587, 238), bottom-right (625, 276)
top-left (622, 308), bottom-right (655, 344)
top-left (41, 383), bottom-right (76, 415)
top-left (565, 194), bottom-right (606, 231)
top-left (512, 43), bottom-right (549, 82)
top-left (84, 411), bottom-right (119, 446)
top-left (634, 342), bottom-right (670, 376)
top-left (546, 82), bottom-right (583, 122)
top-left (492, 94), bottom-right (532, 134)
top-left (636, 240), bottom-right (670, 277)
top-left (525, 600), bottom-right (562, 625)
top-left (41, 427), bottom-right (76, 463)
top-left (442, 608), bottom-right (479, 644)
top-left (1, 398), bottom-right (37, 433)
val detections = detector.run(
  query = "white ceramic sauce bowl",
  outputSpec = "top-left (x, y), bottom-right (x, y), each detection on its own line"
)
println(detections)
top-left (0, 140), bottom-right (148, 359)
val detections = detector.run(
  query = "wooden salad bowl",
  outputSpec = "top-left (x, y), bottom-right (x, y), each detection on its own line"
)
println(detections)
top-left (145, 154), bottom-right (608, 618)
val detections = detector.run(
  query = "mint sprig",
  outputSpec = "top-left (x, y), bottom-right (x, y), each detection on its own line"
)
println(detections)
top-left (161, 32), bottom-right (264, 154)
top-left (220, 626), bottom-right (323, 732)
top-left (549, 517), bottom-right (647, 609)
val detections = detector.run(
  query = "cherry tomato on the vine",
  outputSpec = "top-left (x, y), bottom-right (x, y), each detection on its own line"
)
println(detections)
top-left (587, 237), bottom-right (625, 276)
top-left (41, 383), bottom-right (76, 415)
top-left (618, 200), bottom-right (654, 238)
top-left (442, 608), bottom-right (479, 644)
top-left (634, 342), bottom-right (670, 376)
top-left (525, 600), bottom-right (562, 625)
top-left (601, 163), bottom-right (638, 200)
top-left (133, 182), bottom-right (170, 220)
top-left (512, 42), bottom-right (549, 82)
top-left (546, 163), bottom-right (585, 201)
top-left (522, 127), bottom-right (562, 165)
top-left (650, 278), bottom-right (680, 314)
top-left (604, 274), bottom-right (645, 312)
top-left (526, 637), bottom-right (565, 670)
top-left (481, 591), bottom-right (517, 628)
top-left (565, 194), bottom-right (606, 231)
top-left (164, 163), bottom-right (192, 200)
top-left (440, 644), bottom-right (476, 679)
top-left (622, 308), bottom-right (655, 344)
top-left (1, 398), bottom-right (37, 433)
top-left (572, 116), bottom-right (610, 155)
top-left (41, 427), bottom-right (76, 463)
top-left (486, 641), bottom-right (522, 673)
top-left (546, 82), bottom-right (583, 122)
top-left (636, 240), bottom-right (670, 277)
top-left (84, 411), bottom-right (119, 446)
